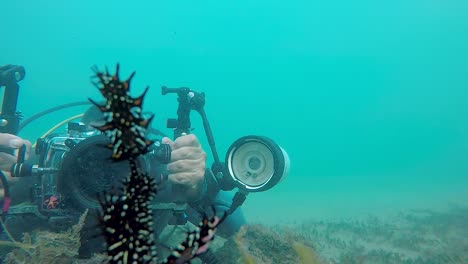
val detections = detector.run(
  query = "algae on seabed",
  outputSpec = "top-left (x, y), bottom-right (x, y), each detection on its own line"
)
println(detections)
top-left (2, 210), bottom-right (91, 264)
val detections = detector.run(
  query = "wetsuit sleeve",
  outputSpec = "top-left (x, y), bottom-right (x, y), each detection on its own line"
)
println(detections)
top-left (188, 169), bottom-right (247, 237)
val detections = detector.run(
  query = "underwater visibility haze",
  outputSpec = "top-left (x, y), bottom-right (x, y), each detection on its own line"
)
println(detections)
top-left (1, 0), bottom-right (467, 263)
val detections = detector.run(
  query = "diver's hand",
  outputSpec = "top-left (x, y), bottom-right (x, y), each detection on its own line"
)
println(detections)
top-left (162, 134), bottom-right (206, 201)
top-left (0, 133), bottom-right (31, 172)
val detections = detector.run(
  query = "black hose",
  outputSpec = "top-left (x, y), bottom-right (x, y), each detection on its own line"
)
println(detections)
top-left (18, 101), bottom-right (91, 132)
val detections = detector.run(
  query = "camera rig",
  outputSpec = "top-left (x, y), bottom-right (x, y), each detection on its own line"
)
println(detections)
top-left (0, 64), bottom-right (290, 237)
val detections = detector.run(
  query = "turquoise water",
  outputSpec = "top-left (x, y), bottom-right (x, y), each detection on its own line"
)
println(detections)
top-left (2, 0), bottom-right (468, 227)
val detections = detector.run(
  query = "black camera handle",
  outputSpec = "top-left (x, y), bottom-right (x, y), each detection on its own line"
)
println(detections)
top-left (161, 86), bottom-right (221, 165)
top-left (0, 65), bottom-right (25, 136)
top-left (161, 86), bottom-right (248, 210)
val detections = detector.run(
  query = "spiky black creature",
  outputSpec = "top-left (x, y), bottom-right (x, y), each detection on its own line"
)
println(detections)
top-left (90, 64), bottom-right (158, 263)
top-left (90, 64), bottom-right (154, 161)
top-left (90, 64), bottom-right (225, 264)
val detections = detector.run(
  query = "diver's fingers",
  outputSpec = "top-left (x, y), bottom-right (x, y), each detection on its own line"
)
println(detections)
top-left (0, 133), bottom-right (23, 147)
top-left (0, 133), bottom-right (31, 160)
top-left (10, 139), bottom-right (31, 160)
top-left (169, 147), bottom-right (205, 162)
top-left (166, 157), bottom-right (205, 174)
top-left (0, 152), bottom-right (17, 172)
top-left (168, 170), bottom-right (204, 186)
top-left (162, 137), bottom-right (174, 149)
top-left (172, 134), bottom-right (200, 150)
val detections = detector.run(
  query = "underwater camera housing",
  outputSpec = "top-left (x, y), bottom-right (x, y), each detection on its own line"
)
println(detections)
top-left (34, 124), bottom-right (169, 212)
top-left (8, 121), bottom-right (170, 223)
top-left (33, 125), bottom-right (100, 216)
top-left (7, 123), bottom-right (117, 223)
top-left (33, 125), bottom-right (116, 214)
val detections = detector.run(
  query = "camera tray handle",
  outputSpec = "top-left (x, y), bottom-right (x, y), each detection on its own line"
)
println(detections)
top-left (161, 86), bottom-right (249, 217)
top-left (0, 65), bottom-right (26, 136)
top-left (161, 86), bottom-right (221, 165)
